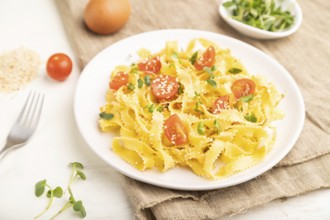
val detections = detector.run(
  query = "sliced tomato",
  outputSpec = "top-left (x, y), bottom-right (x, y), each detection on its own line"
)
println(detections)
top-left (109, 72), bottom-right (128, 90)
top-left (151, 75), bottom-right (179, 101)
top-left (211, 95), bottom-right (230, 114)
top-left (137, 56), bottom-right (161, 74)
top-left (194, 46), bottom-right (216, 71)
top-left (164, 114), bottom-right (188, 145)
top-left (231, 78), bottom-right (256, 99)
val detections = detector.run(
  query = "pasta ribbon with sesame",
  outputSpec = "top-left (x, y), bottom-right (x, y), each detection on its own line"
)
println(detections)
top-left (99, 38), bottom-right (284, 180)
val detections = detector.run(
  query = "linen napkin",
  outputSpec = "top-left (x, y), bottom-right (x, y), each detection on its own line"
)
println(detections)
top-left (56, 0), bottom-right (330, 219)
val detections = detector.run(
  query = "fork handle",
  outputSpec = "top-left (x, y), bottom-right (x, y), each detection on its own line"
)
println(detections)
top-left (0, 142), bottom-right (15, 160)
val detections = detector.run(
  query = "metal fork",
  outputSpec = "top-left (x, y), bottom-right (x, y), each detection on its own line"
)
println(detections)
top-left (0, 91), bottom-right (44, 160)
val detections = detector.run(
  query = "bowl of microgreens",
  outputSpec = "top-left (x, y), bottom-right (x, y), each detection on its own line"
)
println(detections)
top-left (219, 0), bottom-right (302, 39)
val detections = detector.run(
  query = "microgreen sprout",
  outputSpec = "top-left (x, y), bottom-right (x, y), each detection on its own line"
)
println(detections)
top-left (127, 83), bottom-right (135, 90)
top-left (203, 66), bottom-right (217, 88)
top-left (157, 105), bottom-right (164, 112)
top-left (228, 68), bottom-right (242, 74)
top-left (147, 104), bottom-right (155, 113)
top-left (137, 78), bottom-right (144, 88)
top-left (194, 101), bottom-right (203, 114)
top-left (99, 112), bottom-right (114, 120)
top-left (144, 75), bottom-right (151, 86)
top-left (214, 119), bottom-right (221, 134)
top-left (203, 65), bottom-right (216, 74)
top-left (171, 52), bottom-right (179, 60)
top-left (223, 0), bottom-right (295, 32)
top-left (130, 64), bottom-right (138, 74)
top-left (245, 112), bottom-right (257, 122)
top-left (240, 94), bottom-right (254, 103)
top-left (197, 122), bottom-right (206, 135)
top-left (189, 51), bottom-right (198, 64)
top-left (178, 83), bottom-right (184, 95)
top-left (206, 75), bottom-right (217, 88)
top-left (34, 180), bottom-right (63, 219)
top-left (34, 162), bottom-right (87, 219)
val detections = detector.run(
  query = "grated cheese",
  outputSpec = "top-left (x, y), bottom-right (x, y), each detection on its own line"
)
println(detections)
top-left (0, 47), bottom-right (41, 93)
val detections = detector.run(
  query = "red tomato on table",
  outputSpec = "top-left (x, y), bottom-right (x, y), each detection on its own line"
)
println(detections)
top-left (46, 53), bottom-right (73, 81)
top-left (164, 114), bottom-right (188, 145)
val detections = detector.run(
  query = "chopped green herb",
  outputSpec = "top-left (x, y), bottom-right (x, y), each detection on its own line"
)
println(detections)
top-left (228, 68), bottom-right (242, 74)
top-left (127, 83), bottom-right (135, 90)
top-left (137, 78), bottom-right (144, 88)
top-left (197, 122), bottom-right (205, 135)
top-left (203, 66), bottom-right (214, 75)
top-left (189, 51), bottom-right (198, 64)
top-left (223, 0), bottom-right (295, 32)
top-left (194, 102), bottom-right (201, 113)
top-left (214, 120), bottom-right (221, 134)
top-left (244, 113), bottom-right (257, 123)
top-left (157, 106), bottom-right (164, 112)
top-left (144, 75), bottom-right (151, 86)
top-left (178, 83), bottom-right (184, 95)
top-left (171, 52), bottom-right (178, 60)
top-left (206, 78), bottom-right (217, 88)
top-left (240, 94), bottom-right (254, 103)
top-left (130, 64), bottom-right (138, 74)
top-left (147, 104), bottom-right (155, 113)
top-left (99, 112), bottom-right (114, 120)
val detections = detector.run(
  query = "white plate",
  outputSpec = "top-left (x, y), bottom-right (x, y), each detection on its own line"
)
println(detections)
top-left (74, 29), bottom-right (305, 191)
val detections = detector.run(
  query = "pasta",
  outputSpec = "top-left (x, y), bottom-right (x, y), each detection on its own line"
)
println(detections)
top-left (99, 38), bottom-right (284, 180)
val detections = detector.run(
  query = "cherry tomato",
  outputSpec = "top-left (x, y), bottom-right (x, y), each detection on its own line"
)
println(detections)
top-left (151, 75), bottom-right (179, 101)
top-left (109, 72), bottom-right (128, 90)
top-left (46, 53), bottom-right (73, 81)
top-left (194, 46), bottom-right (216, 71)
top-left (211, 95), bottom-right (230, 114)
top-left (137, 56), bottom-right (161, 74)
top-left (164, 114), bottom-right (188, 145)
top-left (231, 78), bottom-right (256, 99)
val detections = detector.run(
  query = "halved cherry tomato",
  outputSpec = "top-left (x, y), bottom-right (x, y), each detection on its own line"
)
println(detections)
top-left (231, 78), bottom-right (256, 99)
top-left (137, 56), bottom-right (161, 74)
top-left (109, 72), bottom-right (128, 90)
top-left (194, 46), bottom-right (216, 71)
top-left (151, 75), bottom-right (179, 101)
top-left (164, 114), bottom-right (188, 145)
top-left (46, 53), bottom-right (73, 81)
top-left (211, 95), bottom-right (230, 114)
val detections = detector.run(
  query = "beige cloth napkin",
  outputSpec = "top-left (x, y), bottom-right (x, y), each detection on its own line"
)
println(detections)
top-left (56, 0), bottom-right (330, 219)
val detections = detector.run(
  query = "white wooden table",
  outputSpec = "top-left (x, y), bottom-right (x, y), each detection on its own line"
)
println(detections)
top-left (0, 0), bottom-right (329, 219)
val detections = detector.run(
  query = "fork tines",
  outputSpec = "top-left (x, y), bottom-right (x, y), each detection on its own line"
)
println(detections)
top-left (17, 91), bottom-right (45, 129)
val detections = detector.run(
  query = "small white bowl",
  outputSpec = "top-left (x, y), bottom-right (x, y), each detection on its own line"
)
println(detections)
top-left (219, 0), bottom-right (303, 39)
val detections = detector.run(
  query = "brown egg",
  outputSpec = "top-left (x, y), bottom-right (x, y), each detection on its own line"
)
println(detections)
top-left (84, 0), bottom-right (131, 35)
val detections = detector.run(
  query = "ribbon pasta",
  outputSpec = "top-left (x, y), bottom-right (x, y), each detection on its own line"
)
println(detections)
top-left (99, 38), bottom-right (284, 180)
